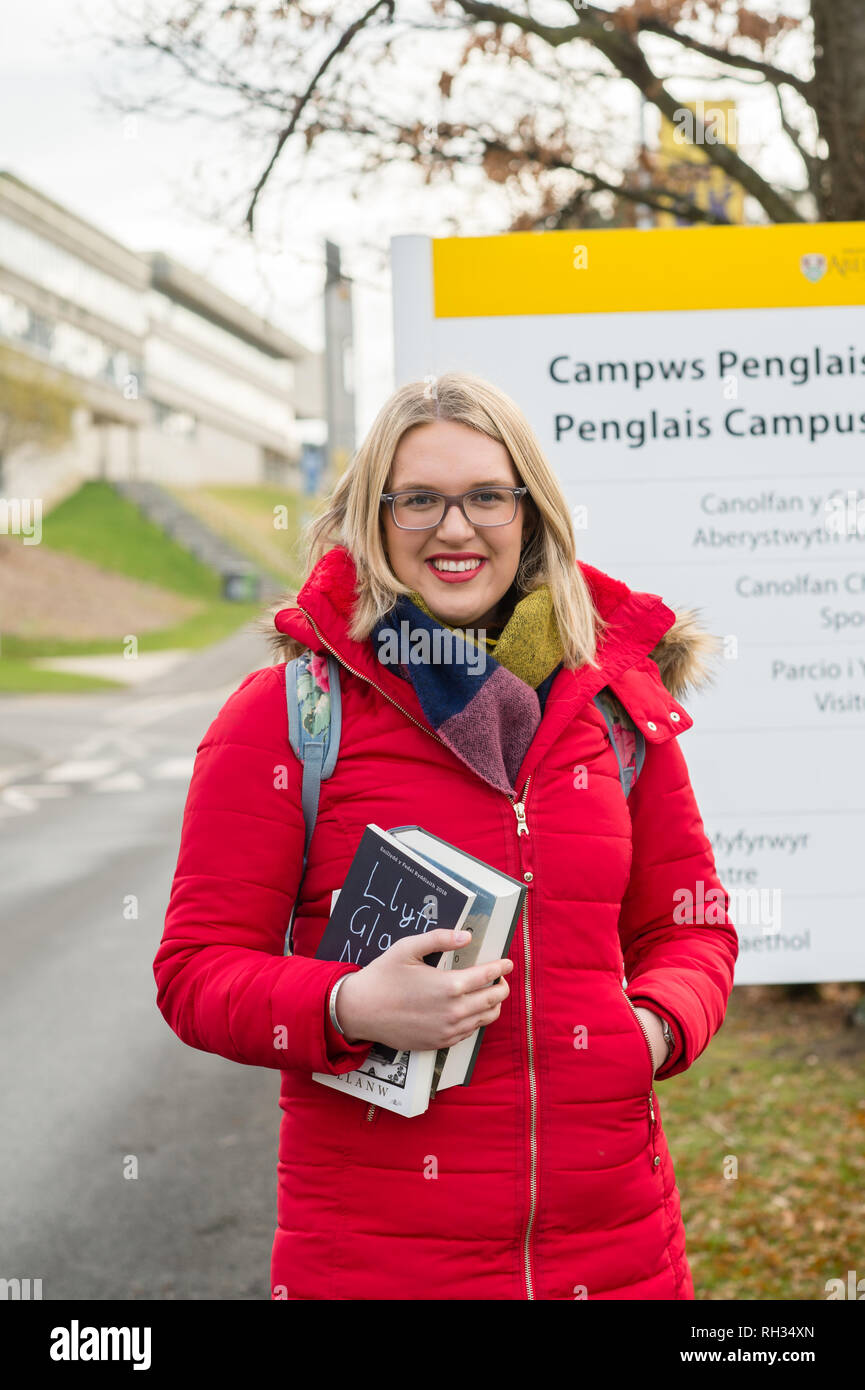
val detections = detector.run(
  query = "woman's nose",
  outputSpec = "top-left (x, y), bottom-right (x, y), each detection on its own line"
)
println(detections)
top-left (435, 500), bottom-right (477, 539)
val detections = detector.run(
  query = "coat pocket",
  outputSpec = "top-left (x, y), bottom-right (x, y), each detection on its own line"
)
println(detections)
top-left (619, 987), bottom-right (656, 1093)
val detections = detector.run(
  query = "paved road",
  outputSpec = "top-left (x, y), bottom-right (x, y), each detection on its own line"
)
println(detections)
top-left (0, 624), bottom-right (291, 1300)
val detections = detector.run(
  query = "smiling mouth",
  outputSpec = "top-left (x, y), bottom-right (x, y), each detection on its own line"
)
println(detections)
top-left (425, 557), bottom-right (487, 581)
top-left (427, 557), bottom-right (485, 571)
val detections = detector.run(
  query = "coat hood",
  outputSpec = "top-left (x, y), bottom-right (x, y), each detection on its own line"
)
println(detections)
top-left (261, 545), bottom-right (723, 733)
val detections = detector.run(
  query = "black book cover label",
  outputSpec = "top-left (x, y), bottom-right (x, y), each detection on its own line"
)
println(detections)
top-left (315, 826), bottom-right (471, 969)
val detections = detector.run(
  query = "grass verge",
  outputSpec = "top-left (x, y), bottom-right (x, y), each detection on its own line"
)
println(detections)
top-left (663, 985), bottom-right (865, 1300)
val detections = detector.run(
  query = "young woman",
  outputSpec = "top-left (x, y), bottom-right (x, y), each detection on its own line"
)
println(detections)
top-left (154, 370), bottom-right (737, 1301)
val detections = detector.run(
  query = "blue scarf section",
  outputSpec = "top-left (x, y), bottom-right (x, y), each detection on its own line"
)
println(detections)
top-left (370, 592), bottom-right (561, 796)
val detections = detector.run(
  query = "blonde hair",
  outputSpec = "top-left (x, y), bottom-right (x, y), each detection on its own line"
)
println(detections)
top-left (267, 370), bottom-right (607, 670)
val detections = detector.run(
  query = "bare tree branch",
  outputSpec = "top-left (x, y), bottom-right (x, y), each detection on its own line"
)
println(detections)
top-left (453, 0), bottom-right (805, 223)
top-left (541, 174), bottom-right (730, 229)
top-left (773, 85), bottom-right (821, 204)
top-left (633, 16), bottom-right (812, 98)
top-left (245, 0), bottom-right (396, 231)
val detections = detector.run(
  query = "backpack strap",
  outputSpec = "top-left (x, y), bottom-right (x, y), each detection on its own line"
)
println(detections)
top-left (284, 650), bottom-right (342, 955)
top-left (592, 692), bottom-right (646, 799)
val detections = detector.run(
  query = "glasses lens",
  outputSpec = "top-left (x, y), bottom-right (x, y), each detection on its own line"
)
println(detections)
top-left (464, 489), bottom-right (517, 525)
top-left (393, 492), bottom-right (446, 528)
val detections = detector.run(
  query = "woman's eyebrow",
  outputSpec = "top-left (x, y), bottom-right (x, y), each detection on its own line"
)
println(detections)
top-left (395, 478), bottom-right (515, 489)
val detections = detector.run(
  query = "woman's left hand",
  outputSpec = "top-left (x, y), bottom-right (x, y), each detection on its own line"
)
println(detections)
top-left (634, 1007), bottom-right (669, 1077)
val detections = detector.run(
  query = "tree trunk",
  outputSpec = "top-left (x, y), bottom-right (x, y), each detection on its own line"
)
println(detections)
top-left (811, 0), bottom-right (865, 219)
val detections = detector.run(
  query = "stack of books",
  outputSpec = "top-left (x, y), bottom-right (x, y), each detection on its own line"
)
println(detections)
top-left (311, 824), bottom-right (525, 1116)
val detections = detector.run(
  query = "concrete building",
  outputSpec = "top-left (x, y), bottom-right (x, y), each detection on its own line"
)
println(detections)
top-left (0, 171), bottom-right (321, 503)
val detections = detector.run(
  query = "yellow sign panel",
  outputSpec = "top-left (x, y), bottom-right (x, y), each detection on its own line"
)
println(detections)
top-left (431, 223), bottom-right (865, 316)
top-left (655, 99), bottom-right (744, 228)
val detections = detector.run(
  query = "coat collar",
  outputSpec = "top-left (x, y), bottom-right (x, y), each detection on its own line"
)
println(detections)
top-left (270, 546), bottom-right (721, 784)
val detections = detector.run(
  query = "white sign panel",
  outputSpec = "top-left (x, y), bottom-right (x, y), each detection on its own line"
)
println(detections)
top-left (391, 226), bottom-right (865, 983)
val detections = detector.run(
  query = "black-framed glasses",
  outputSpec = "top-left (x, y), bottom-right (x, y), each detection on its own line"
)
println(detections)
top-left (380, 486), bottom-right (529, 530)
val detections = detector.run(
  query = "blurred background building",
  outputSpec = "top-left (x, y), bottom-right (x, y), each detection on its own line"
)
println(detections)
top-left (0, 171), bottom-right (327, 504)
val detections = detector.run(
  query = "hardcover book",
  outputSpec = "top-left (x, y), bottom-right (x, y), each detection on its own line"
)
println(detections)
top-left (311, 823), bottom-right (525, 1117)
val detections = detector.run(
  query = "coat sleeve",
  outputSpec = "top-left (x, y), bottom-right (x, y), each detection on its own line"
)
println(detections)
top-left (153, 664), bottom-right (374, 1075)
top-left (618, 730), bottom-right (738, 1082)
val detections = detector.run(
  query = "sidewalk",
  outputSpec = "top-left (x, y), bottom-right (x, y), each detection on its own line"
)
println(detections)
top-left (129, 620), bottom-right (276, 697)
top-left (29, 651), bottom-right (191, 686)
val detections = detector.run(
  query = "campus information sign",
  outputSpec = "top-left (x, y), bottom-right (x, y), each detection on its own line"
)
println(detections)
top-left (391, 224), bottom-right (865, 984)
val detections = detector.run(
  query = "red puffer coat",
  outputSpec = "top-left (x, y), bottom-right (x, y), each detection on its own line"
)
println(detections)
top-left (154, 545), bottom-right (737, 1301)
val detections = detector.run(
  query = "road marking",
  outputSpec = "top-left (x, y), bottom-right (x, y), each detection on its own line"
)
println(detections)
top-left (0, 677), bottom-right (248, 817)
top-left (1, 784), bottom-right (71, 813)
top-left (7, 783), bottom-right (71, 798)
top-left (92, 772), bottom-right (146, 793)
top-left (43, 760), bottom-right (119, 783)
top-left (151, 757), bottom-right (195, 780)
top-left (74, 732), bottom-right (145, 760)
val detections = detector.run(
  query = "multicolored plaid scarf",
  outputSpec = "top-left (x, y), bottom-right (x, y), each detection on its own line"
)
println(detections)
top-left (371, 584), bottom-right (563, 796)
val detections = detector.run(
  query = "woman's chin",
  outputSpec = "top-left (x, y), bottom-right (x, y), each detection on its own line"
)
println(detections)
top-left (420, 594), bottom-right (492, 627)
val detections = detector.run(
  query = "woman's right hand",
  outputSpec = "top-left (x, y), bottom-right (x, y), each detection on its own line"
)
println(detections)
top-left (334, 929), bottom-right (514, 1051)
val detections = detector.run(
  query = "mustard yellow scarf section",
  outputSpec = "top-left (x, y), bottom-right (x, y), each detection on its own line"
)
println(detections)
top-left (408, 582), bottom-right (562, 690)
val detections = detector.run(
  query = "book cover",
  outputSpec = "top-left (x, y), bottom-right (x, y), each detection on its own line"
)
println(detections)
top-left (311, 823), bottom-right (478, 1116)
top-left (314, 824), bottom-right (474, 967)
top-left (387, 826), bottom-right (525, 1092)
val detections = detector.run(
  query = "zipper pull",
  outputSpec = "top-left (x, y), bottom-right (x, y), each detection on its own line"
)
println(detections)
top-left (513, 800), bottom-right (529, 836)
top-left (648, 1091), bottom-right (661, 1170)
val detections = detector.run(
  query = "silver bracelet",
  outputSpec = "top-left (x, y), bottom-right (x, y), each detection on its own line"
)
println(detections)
top-left (328, 975), bottom-right (350, 1037)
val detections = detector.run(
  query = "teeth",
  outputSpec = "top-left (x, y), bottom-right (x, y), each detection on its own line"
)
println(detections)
top-left (430, 558), bottom-right (483, 572)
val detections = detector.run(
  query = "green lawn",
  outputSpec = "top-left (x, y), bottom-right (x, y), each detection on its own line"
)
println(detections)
top-left (0, 481), bottom-right (268, 691)
top-left (42, 480), bottom-right (225, 598)
top-left (166, 482), bottom-right (318, 587)
top-left (662, 986), bottom-right (865, 1300)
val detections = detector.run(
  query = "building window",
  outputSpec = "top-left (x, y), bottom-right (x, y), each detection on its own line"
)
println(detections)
top-left (22, 310), bottom-right (54, 353)
top-left (263, 447), bottom-right (292, 485)
top-left (0, 290), bottom-right (144, 392)
top-left (152, 400), bottom-right (197, 438)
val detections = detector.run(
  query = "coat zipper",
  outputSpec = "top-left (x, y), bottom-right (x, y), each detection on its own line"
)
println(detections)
top-left (295, 607), bottom-right (541, 1275)
top-left (514, 777), bottom-right (536, 1301)
top-left (622, 988), bottom-right (661, 1170)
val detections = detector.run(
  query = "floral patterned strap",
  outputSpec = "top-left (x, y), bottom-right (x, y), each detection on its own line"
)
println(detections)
top-left (609, 720), bottom-right (638, 785)
top-left (295, 650), bottom-right (332, 740)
